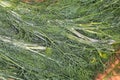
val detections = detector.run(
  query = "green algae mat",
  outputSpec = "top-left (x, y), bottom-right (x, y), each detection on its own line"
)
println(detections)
top-left (0, 0), bottom-right (120, 80)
